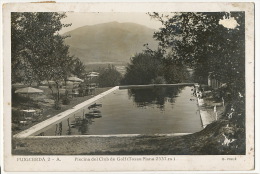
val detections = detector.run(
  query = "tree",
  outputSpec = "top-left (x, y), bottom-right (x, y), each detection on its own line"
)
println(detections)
top-left (11, 12), bottom-right (73, 109)
top-left (71, 58), bottom-right (86, 79)
top-left (121, 47), bottom-right (189, 85)
top-left (97, 65), bottom-right (122, 87)
top-left (11, 12), bottom-right (72, 85)
top-left (150, 12), bottom-right (245, 95)
top-left (121, 49), bottom-right (164, 85)
top-left (161, 55), bottom-right (189, 83)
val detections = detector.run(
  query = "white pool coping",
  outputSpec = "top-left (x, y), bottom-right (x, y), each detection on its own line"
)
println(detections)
top-left (197, 98), bottom-right (216, 128)
top-left (13, 86), bottom-right (119, 138)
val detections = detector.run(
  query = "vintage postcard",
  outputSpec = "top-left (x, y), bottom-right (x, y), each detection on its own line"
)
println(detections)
top-left (2, 2), bottom-right (255, 172)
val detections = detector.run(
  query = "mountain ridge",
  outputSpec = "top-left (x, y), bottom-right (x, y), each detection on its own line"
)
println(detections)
top-left (63, 22), bottom-right (158, 64)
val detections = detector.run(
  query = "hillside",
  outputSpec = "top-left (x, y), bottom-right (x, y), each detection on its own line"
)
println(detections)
top-left (63, 22), bottom-right (158, 64)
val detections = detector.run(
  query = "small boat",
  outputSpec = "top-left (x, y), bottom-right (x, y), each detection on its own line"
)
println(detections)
top-left (85, 109), bottom-right (102, 118)
top-left (88, 103), bottom-right (102, 110)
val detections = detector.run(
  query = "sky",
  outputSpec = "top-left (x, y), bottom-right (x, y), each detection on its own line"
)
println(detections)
top-left (60, 12), bottom-right (238, 34)
top-left (60, 12), bottom-right (163, 34)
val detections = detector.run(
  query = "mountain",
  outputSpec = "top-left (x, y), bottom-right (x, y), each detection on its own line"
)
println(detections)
top-left (63, 22), bottom-right (158, 64)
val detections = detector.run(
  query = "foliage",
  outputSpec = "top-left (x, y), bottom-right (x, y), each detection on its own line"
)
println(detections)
top-left (62, 96), bottom-right (71, 105)
top-left (71, 58), bottom-right (86, 79)
top-left (121, 48), bottom-right (189, 85)
top-left (121, 49), bottom-right (164, 85)
top-left (161, 57), bottom-right (189, 83)
top-left (11, 12), bottom-right (78, 109)
top-left (222, 96), bottom-right (245, 128)
top-left (11, 12), bottom-right (73, 85)
top-left (150, 12), bottom-right (245, 95)
top-left (151, 76), bottom-right (166, 84)
top-left (54, 100), bottom-right (61, 110)
top-left (97, 65), bottom-right (122, 87)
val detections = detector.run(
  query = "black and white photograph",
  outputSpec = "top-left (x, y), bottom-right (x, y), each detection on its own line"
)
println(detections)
top-left (2, 2), bottom-right (255, 172)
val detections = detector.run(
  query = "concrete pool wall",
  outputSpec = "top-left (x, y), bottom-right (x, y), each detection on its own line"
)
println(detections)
top-left (119, 83), bottom-right (196, 89)
top-left (13, 84), bottom-right (213, 139)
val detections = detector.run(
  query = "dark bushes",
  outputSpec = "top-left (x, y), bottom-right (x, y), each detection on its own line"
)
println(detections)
top-left (97, 65), bottom-right (122, 87)
top-left (62, 96), bottom-right (70, 105)
top-left (121, 50), bottom-right (189, 85)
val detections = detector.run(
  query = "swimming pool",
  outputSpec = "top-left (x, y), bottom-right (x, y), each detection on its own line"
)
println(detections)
top-left (35, 86), bottom-right (202, 136)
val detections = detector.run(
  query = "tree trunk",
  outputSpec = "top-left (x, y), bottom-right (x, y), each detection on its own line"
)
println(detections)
top-left (56, 82), bottom-right (60, 102)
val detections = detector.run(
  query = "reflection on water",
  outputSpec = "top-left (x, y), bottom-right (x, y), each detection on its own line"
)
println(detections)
top-left (128, 87), bottom-right (183, 111)
top-left (76, 118), bottom-right (93, 135)
top-left (55, 122), bottom-right (63, 135)
top-left (43, 115), bottom-right (95, 136)
top-left (38, 86), bottom-right (202, 136)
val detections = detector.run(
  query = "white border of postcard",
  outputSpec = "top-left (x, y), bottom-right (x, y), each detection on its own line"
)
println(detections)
top-left (3, 2), bottom-right (255, 172)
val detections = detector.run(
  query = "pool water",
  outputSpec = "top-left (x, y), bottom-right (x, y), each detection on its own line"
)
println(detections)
top-left (37, 86), bottom-right (202, 136)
